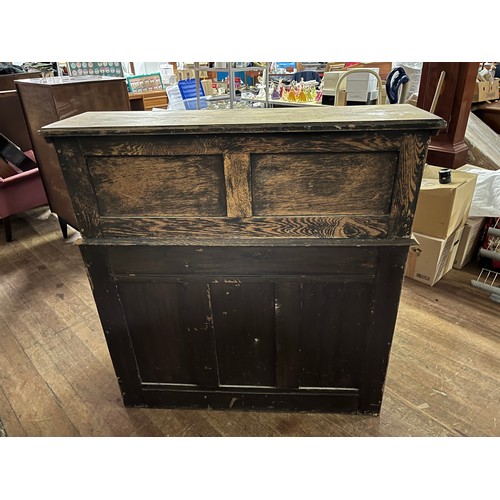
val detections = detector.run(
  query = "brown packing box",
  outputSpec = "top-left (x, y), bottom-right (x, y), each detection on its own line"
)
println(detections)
top-left (412, 165), bottom-right (477, 239)
top-left (405, 227), bottom-right (464, 286)
top-left (453, 217), bottom-right (485, 269)
top-left (472, 78), bottom-right (499, 103)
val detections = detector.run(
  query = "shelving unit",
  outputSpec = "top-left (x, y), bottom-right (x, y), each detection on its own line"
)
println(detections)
top-left (471, 218), bottom-right (500, 302)
top-left (193, 62), bottom-right (270, 109)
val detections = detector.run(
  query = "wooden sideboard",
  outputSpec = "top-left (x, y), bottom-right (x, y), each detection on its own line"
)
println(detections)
top-left (16, 76), bottom-right (130, 235)
top-left (129, 90), bottom-right (168, 111)
top-left (42, 105), bottom-right (445, 414)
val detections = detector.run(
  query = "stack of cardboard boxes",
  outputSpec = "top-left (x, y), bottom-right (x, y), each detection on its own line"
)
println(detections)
top-left (405, 165), bottom-right (483, 286)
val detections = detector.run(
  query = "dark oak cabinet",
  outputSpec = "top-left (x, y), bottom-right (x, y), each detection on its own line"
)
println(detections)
top-left (42, 105), bottom-right (445, 413)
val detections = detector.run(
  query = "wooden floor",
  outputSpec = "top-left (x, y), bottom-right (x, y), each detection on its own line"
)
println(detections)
top-left (0, 207), bottom-right (499, 437)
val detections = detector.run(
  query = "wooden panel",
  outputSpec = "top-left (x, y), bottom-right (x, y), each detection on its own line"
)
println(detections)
top-left (100, 215), bottom-right (389, 240)
top-left (275, 282), bottom-right (302, 389)
top-left (209, 282), bottom-right (276, 387)
top-left (223, 153), bottom-right (252, 217)
top-left (388, 132), bottom-right (429, 238)
top-left (87, 155), bottom-right (226, 217)
top-left (299, 281), bottom-right (371, 389)
top-left (79, 246), bottom-right (143, 405)
top-left (357, 246), bottom-right (409, 413)
top-left (117, 281), bottom-right (196, 384)
top-left (252, 151), bottom-right (398, 216)
top-left (107, 245), bottom-right (378, 277)
top-left (177, 282), bottom-right (219, 387)
top-left (72, 131), bottom-right (404, 156)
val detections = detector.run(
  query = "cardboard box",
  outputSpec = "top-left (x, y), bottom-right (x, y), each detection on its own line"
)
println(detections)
top-left (412, 165), bottom-right (477, 239)
top-left (405, 227), bottom-right (464, 286)
top-left (472, 78), bottom-right (499, 103)
top-left (453, 217), bottom-right (485, 269)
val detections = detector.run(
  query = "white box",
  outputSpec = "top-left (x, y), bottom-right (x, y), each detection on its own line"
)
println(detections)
top-left (346, 68), bottom-right (379, 93)
top-left (346, 90), bottom-right (379, 102)
top-left (405, 227), bottom-right (464, 286)
top-left (453, 217), bottom-right (485, 269)
top-left (322, 71), bottom-right (343, 95)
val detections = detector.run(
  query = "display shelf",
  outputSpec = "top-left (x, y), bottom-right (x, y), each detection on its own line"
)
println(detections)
top-left (471, 218), bottom-right (500, 302)
top-left (193, 62), bottom-right (270, 110)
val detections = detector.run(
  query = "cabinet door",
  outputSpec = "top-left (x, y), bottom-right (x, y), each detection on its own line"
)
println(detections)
top-left (115, 276), bottom-right (373, 392)
top-left (117, 280), bottom-right (219, 387)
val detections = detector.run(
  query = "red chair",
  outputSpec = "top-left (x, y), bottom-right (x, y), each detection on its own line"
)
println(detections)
top-left (0, 149), bottom-right (48, 242)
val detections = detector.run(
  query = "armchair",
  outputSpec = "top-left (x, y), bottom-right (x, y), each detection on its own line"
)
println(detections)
top-left (0, 150), bottom-right (48, 242)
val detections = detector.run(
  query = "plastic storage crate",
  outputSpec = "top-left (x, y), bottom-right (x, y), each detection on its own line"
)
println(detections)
top-left (178, 79), bottom-right (207, 109)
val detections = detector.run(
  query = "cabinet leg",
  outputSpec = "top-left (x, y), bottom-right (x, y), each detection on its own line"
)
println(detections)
top-left (58, 215), bottom-right (68, 239)
top-left (2, 216), bottom-right (12, 242)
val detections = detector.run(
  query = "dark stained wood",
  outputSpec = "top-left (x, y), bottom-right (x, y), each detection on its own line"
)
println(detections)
top-left (473, 101), bottom-right (500, 134)
top-left (117, 281), bottom-right (197, 384)
top-left (16, 76), bottom-right (131, 231)
top-left (388, 132), bottom-right (430, 238)
top-left (251, 151), bottom-right (398, 216)
top-left (275, 282), bottom-right (302, 389)
top-left (0, 90), bottom-right (33, 151)
top-left (358, 247), bottom-right (409, 413)
top-left (417, 62), bottom-right (479, 168)
top-left (0, 72), bottom-right (41, 91)
top-left (224, 153), bottom-right (252, 217)
top-left (299, 281), bottom-right (372, 389)
top-left (99, 215), bottom-right (390, 240)
top-left (40, 105), bottom-right (444, 414)
top-left (107, 246), bottom-right (378, 276)
top-left (210, 281), bottom-right (276, 387)
top-left (78, 245), bottom-right (143, 406)
top-left (88, 155), bottom-right (226, 217)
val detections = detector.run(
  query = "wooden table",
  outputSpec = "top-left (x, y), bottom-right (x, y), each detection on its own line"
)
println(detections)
top-left (41, 105), bottom-right (445, 414)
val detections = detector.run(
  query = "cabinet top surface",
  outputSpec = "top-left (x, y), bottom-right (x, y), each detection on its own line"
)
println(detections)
top-left (15, 76), bottom-right (126, 86)
top-left (41, 104), bottom-right (446, 136)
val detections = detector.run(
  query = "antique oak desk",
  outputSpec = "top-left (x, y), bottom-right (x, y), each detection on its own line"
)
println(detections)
top-left (42, 106), bottom-right (445, 414)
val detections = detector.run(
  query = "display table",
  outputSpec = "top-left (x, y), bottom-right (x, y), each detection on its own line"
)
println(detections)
top-left (42, 105), bottom-right (445, 414)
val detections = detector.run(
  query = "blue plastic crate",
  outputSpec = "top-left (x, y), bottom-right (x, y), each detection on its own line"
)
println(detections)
top-left (183, 97), bottom-right (208, 110)
top-left (178, 78), bottom-right (205, 100)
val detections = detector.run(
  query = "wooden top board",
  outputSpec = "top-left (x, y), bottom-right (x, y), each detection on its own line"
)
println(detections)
top-left (41, 104), bottom-right (446, 137)
top-left (16, 76), bottom-right (126, 87)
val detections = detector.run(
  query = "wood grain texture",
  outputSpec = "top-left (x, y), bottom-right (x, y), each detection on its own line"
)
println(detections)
top-left (40, 105), bottom-right (446, 136)
top-left (388, 132), bottom-right (430, 238)
top-left (223, 153), bottom-right (252, 217)
top-left (251, 151), bottom-right (398, 216)
top-left (99, 215), bottom-right (390, 240)
top-left (88, 155), bottom-right (226, 217)
top-left (67, 131), bottom-right (404, 156)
